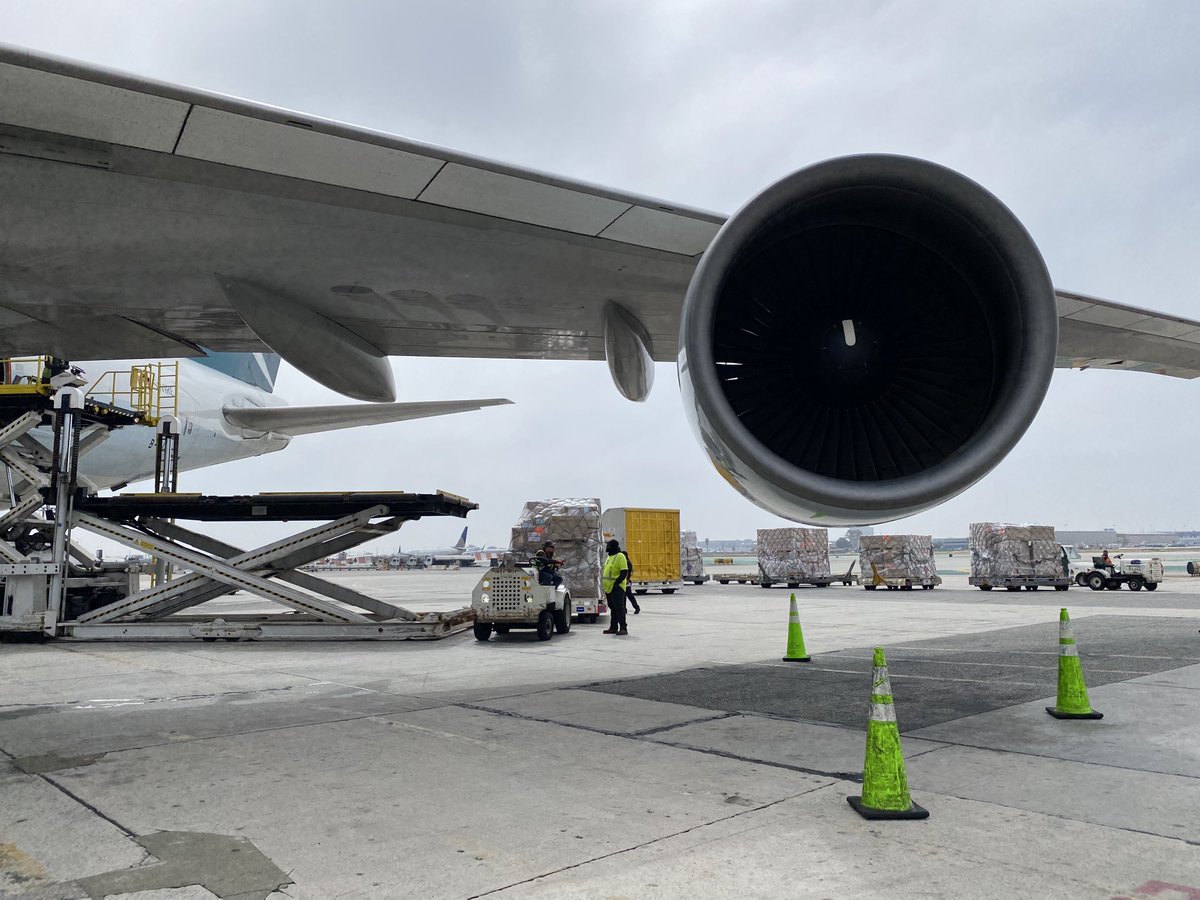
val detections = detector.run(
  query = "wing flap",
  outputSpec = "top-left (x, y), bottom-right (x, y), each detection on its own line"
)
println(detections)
top-left (222, 399), bottom-right (512, 437)
top-left (1056, 291), bottom-right (1200, 379)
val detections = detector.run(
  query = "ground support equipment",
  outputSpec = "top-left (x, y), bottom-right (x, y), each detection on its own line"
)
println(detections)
top-left (683, 574), bottom-right (709, 585)
top-left (1, 387), bottom-right (477, 641)
top-left (631, 580), bottom-right (682, 595)
top-left (970, 575), bottom-right (1070, 592)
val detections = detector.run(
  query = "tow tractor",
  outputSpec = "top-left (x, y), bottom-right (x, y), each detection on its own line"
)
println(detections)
top-left (1077, 554), bottom-right (1163, 592)
top-left (471, 556), bottom-right (572, 641)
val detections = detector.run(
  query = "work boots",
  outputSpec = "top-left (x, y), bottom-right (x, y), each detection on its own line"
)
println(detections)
top-left (616, 627), bottom-right (628, 636)
top-left (602, 626), bottom-right (617, 634)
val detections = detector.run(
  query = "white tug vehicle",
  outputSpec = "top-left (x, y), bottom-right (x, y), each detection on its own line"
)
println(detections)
top-left (471, 556), bottom-right (572, 641)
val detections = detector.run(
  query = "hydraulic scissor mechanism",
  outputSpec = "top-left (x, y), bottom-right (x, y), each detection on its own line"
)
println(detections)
top-left (1, 385), bottom-right (476, 641)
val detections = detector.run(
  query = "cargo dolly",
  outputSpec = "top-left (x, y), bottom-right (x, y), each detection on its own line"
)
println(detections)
top-left (1, 388), bottom-right (477, 641)
top-left (969, 575), bottom-right (1069, 592)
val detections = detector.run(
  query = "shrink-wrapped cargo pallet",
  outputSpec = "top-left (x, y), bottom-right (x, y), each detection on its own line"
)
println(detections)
top-left (757, 527), bottom-right (831, 582)
top-left (859, 535), bottom-right (937, 582)
top-left (970, 523), bottom-right (1062, 580)
top-left (510, 498), bottom-right (603, 600)
top-left (680, 531), bottom-right (705, 579)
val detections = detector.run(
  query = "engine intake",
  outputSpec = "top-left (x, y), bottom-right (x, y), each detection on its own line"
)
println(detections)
top-left (678, 155), bottom-right (1058, 525)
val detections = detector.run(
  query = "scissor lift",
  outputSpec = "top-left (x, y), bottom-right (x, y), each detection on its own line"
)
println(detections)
top-left (1, 384), bottom-right (477, 641)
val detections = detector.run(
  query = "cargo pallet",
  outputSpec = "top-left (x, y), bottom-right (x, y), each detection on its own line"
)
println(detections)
top-left (969, 576), bottom-right (1069, 592)
top-left (864, 575), bottom-right (943, 591)
top-left (683, 574), bottom-right (709, 585)
top-left (712, 574), bottom-right (841, 588)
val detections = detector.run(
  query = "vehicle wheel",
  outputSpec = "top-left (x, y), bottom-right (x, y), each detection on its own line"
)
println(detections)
top-left (1075, 573), bottom-right (1088, 586)
top-left (864, 585), bottom-right (876, 591)
top-left (900, 584), bottom-right (913, 591)
top-left (1055, 585), bottom-right (1069, 591)
top-left (979, 585), bottom-right (993, 591)
top-left (1144, 582), bottom-right (1158, 591)
top-left (553, 606), bottom-right (571, 633)
top-left (662, 588), bottom-right (676, 595)
top-left (1127, 576), bottom-right (1144, 592)
top-left (1024, 585), bottom-right (1038, 591)
top-left (760, 582), bottom-right (771, 588)
top-left (1086, 572), bottom-right (1106, 591)
top-left (536, 610), bottom-right (554, 641)
top-left (718, 579), bottom-right (729, 585)
top-left (473, 622), bottom-right (493, 641)
top-left (922, 584), bottom-right (934, 590)
top-left (787, 582), bottom-right (799, 589)
top-left (1105, 580), bottom-right (1121, 591)
top-left (1006, 586), bottom-right (1021, 592)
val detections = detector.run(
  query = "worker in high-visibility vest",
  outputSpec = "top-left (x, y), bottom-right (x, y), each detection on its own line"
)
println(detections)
top-left (601, 539), bottom-right (631, 636)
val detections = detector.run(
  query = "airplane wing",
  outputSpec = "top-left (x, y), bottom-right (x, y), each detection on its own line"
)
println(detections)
top-left (222, 399), bottom-right (512, 437)
top-left (2, 44), bottom-right (1199, 398)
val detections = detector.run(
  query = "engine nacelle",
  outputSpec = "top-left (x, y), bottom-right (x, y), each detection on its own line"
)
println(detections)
top-left (678, 155), bottom-right (1058, 526)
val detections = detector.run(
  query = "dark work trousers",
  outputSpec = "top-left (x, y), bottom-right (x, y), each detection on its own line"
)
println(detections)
top-left (626, 585), bottom-right (640, 613)
top-left (607, 586), bottom-right (628, 631)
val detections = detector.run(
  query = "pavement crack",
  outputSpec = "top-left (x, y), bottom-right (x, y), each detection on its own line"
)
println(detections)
top-left (629, 711), bottom-right (740, 736)
top-left (39, 773), bottom-right (137, 837)
top-left (466, 790), bottom-right (811, 897)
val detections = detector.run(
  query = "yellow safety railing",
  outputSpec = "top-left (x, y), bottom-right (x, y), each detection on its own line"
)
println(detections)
top-left (86, 361), bottom-right (179, 425)
top-left (0, 356), bottom-right (53, 396)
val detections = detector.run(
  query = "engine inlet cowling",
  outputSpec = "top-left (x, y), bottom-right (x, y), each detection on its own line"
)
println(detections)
top-left (678, 155), bottom-right (1058, 525)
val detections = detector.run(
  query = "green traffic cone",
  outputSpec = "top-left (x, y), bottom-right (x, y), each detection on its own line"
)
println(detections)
top-left (1046, 608), bottom-right (1103, 719)
top-left (848, 647), bottom-right (929, 820)
top-left (782, 593), bottom-right (811, 662)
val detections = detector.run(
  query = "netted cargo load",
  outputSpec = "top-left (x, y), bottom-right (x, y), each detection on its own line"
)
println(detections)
top-left (757, 528), bottom-right (830, 581)
top-left (680, 531), bottom-right (705, 578)
top-left (970, 523), bottom-right (1062, 580)
top-left (510, 498), bottom-right (603, 600)
top-left (859, 535), bottom-right (937, 581)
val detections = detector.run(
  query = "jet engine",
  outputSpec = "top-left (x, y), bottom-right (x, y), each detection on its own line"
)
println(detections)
top-left (678, 155), bottom-right (1059, 526)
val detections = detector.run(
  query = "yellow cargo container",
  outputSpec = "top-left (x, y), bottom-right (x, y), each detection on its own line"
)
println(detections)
top-left (601, 507), bottom-right (681, 591)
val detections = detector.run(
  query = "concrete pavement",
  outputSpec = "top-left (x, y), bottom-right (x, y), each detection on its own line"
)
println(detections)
top-left (2, 571), bottom-right (1198, 898)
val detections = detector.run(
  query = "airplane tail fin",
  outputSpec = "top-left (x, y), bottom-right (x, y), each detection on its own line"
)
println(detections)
top-left (197, 352), bottom-right (282, 393)
top-left (455, 527), bottom-right (468, 551)
top-left (222, 398), bottom-right (512, 436)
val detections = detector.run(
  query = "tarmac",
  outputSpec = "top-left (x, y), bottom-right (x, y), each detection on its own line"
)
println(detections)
top-left (2, 567), bottom-right (1199, 898)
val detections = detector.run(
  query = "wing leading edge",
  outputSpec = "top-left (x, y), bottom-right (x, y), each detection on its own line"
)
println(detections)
top-left (1, 45), bottom-right (1197, 388)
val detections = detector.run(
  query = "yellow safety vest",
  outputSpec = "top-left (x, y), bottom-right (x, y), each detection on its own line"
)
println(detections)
top-left (602, 552), bottom-right (629, 593)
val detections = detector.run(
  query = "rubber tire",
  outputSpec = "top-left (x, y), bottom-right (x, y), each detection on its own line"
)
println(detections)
top-left (1086, 572), bottom-right (1106, 591)
top-left (553, 606), bottom-right (571, 634)
top-left (536, 610), bottom-right (554, 641)
top-left (922, 584), bottom-right (934, 590)
top-left (1145, 582), bottom-right (1158, 591)
top-left (1075, 573), bottom-right (1088, 586)
top-left (1006, 586), bottom-right (1021, 592)
top-left (473, 622), bottom-right (493, 641)
top-left (760, 582), bottom-right (772, 588)
top-left (979, 585), bottom-right (993, 591)
top-left (662, 588), bottom-right (676, 594)
top-left (1127, 576), bottom-right (1144, 592)
top-left (1055, 585), bottom-right (1069, 591)
top-left (718, 579), bottom-right (729, 585)
top-left (864, 585), bottom-right (876, 591)
top-left (787, 582), bottom-right (799, 589)
top-left (1024, 585), bottom-right (1038, 591)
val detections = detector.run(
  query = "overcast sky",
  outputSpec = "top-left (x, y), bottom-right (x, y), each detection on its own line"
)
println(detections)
top-left (4, 1), bottom-right (1199, 555)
